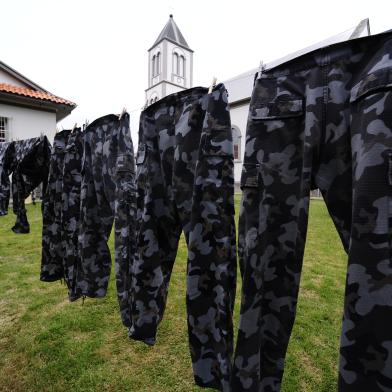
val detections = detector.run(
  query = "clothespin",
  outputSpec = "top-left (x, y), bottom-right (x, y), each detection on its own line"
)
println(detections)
top-left (119, 107), bottom-right (127, 120)
top-left (83, 119), bottom-right (89, 131)
top-left (72, 123), bottom-right (77, 133)
top-left (40, 131), bottom-right (44, 140)
top-left (257, 61), bottom-right (266, 79)
top-left (208, 77), bottom-right (217, 94)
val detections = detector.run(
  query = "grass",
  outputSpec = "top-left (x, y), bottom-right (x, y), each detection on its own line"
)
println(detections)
top-left (0, 198), bottom-right (347, 392)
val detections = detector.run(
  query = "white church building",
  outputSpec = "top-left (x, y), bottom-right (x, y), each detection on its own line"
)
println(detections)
top-left (145, 15), bottom-right (193, 105)
top-left (145, 15), bottom-right (245, 185)
top-left (146, 16), bottom-right (370, 186)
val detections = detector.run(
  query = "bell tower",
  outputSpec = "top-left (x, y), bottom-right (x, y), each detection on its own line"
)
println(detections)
top-left (145, 15), bottom-right (193, 106)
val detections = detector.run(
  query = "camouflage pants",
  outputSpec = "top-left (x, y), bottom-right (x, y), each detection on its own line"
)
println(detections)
top-left (75, 113), bottom-right (136, 327)
top-left (62, 128), bottom-right (84, 298)
top-left (0, 141), bottom-right (15, 215)
top-left (40, 128), bottom-right (84, 298)
top-left (130, 85), bottom-right (236, 391)
top-left (11, 136), bottom-right (51, 234)
top-left (41, 129), bottom-right (72, 282)
top-left (232, 31), bottom-right (392, 392)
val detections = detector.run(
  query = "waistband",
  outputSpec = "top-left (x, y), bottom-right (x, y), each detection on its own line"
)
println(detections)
top-left (261, 29), bottom-right (392, 78)
top-left (85, 113), bottom-right (130, 133)
top-left (141, 85), bottom-right (223, 115)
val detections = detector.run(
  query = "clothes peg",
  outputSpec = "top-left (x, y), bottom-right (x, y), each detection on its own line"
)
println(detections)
top-left (208, 77), bottom-right (217, 94)
top-left (257, 61), bottom-right (266, 79)
top-left (72, 123), bottom-right (77, 132)
top-left (119, 107), bottom-right (127, 120)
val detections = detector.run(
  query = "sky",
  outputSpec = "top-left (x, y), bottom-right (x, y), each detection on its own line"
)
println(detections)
top-left (1, 0), bottom-right (391, 142)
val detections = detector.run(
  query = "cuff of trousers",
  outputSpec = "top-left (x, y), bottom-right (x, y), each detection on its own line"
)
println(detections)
top-left (194, 376), bottom-right (228, 391)
top-left (68, 290), bottom-right (107, 302)
top-left (40, 273), bottom-right (64, 283)
top-left (127, 327), bottom-right (156, 346)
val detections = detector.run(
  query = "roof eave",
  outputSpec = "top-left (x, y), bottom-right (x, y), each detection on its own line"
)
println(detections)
top-left (0, 92), bottom-right (76, 122)
top-left (0, 61), bottom-right (49, 92)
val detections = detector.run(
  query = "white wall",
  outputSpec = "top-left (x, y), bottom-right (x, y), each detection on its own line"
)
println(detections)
top-left (229, 103), bottom-right (249, 184)
top-left (0, 104), bottom-right (57, 144)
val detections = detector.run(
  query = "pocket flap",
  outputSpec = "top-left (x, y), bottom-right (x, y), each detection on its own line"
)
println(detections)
top-left (350, 68), bottom-right (392, 103)
top-left (251, 99), bottom-right (303, 120)
top-left (116, 153), bottom-right (135, 173)
top-left (202, 130), bottom-right (234, 157)
top-left (240, 164), bottom-right (260, 189)
top-left (136, 145), bottom-right (146, 164)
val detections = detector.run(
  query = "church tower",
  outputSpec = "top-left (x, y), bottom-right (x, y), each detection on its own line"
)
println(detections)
top-left (145, 15), bottom-right (193, 106)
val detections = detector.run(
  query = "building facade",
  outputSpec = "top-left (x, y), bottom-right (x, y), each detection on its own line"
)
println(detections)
top-left (0, 61), bottom-right (76, 144)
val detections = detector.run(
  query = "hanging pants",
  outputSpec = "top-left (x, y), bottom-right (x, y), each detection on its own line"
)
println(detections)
top-left (62, 128), bottom-right (84, 298)
top-left (75, 113), bottom-right (136, 327)
top-left (130, 84), bottom-right (237, 391)
top-left (41, 128), bottom-right (84, 300)
top-left (41, 129), bottom-right (72, 282)
top-left (12, 136), bottom-right (51, 233)
top-left (0, 142), bottom-right (15, 215)
top-left (231, 31), bottom-right (392, 392)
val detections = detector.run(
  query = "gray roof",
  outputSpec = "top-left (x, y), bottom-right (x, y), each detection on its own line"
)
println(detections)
top-left (150, 15), bottom-right (192, 51)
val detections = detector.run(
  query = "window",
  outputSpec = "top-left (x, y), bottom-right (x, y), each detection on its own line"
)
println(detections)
top-left (156, 52), bottom-right (161, 76)
top-left (179, 56), bottom-right (185, 77)
top-left (0, 117), bottom-right (9, 142)
top-left (173, 52), bottom-right (185, 78)
top-left (173, 53), bottom-right (179, 74)
top-left (152, 52), bottom-right (161, 78)
top-left (232, 126), bottom-right (241, 160)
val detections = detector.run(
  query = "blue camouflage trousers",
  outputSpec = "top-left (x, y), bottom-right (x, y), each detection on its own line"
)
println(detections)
top-left (232, 31), bottom-right (392, 391)
top-left (74, 113), bottom-right (136, 327)
top-left (41, 128), bottom-right (84, 301)
top-left (11, 136), bottom-right (51, 234)
top-left (130, 84), bottom-right (237, 391)
top-left (0, 141), bottom-right (15, 216)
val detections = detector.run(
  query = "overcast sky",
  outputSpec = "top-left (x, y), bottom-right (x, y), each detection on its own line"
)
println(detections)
top-left (1, 0), bottom-right (391, 142)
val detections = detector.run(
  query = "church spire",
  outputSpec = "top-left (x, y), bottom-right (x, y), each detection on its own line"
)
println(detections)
top-left (145, 15), bottom-right (194, 106)
top-left (150, 15), bottom-right (193, 52)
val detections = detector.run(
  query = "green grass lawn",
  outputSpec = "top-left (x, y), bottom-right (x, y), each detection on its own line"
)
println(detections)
top-left (0, 198), bottom-right (347, 392)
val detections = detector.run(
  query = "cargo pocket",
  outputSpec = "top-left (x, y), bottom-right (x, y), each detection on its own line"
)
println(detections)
top-left (238, 163), bottom-right (262, 274)
top-left (250, 98), bottom-right (304, 121)
top-left (115, 153), bottom-right (135, 205)
top-left (350, 68), bottom-right (392, 104)
top-left (350, 68), bottom-right (392, 252)
top-left (116, 153), bottom-right (135, 174)
top-left (240, 163), bottom-right (260, 190)
top-left (201, 127), bottom-right (234, 158)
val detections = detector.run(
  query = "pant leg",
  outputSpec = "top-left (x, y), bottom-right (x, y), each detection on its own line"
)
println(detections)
top-left (11, 171), bottom-right (30, 233)
top-left (61, 128), bottom-right (83, 296)
top-left (338, 43), bottom-right (392, 392)
top-left (187, 84), bottom-right (237, 391)
top-left (111, 114), bottom-right (136, 327)
top-left (41, 130), bottom-right (71, 282)
top-left (12, 137), bottom-right (51, 234)
top-left (129, 108), bottom-right (182, 344)
top-left (231, 71), bottom-right (321, 391)
top-left (76, 116), bottom-right (117, 299)
top-left (0, 142), bottom-right (15, 216)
